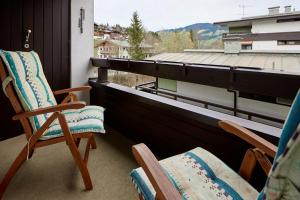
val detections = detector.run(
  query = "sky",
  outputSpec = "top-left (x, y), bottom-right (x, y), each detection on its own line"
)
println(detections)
top-left (94, 0), bottom-right (300, 31)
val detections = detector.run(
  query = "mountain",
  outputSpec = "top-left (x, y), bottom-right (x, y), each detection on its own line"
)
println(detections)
top-left (159, 23), bottom-right (227, 41)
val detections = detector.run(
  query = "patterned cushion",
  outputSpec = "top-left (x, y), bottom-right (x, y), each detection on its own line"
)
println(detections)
top-left (263, 132), bottom-right (300, 200)
top-left (131, 147), bottom-right (258, 200)
top-left (258, 89), bottom-right (300, 200)
top-left (0, 50), bottom-right (57, 132)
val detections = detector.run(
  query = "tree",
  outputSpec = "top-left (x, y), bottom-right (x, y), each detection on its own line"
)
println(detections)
top-left (157, 31), bottom-right (195, 53)
top-left (189, 29), bottom-right (197, 48)
top-left (128, 11), bottom-right (145, 60)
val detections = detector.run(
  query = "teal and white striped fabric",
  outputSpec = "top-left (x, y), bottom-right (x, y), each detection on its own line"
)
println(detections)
top-left (131, 147), bottom-right (258, 200)
top-left (41, 106), bottom-right (105, 140)
top-left (0, 50), bottom-right (105, 138)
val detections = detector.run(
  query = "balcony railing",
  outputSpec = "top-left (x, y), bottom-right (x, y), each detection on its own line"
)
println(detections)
top-left (91, 58), bottom-right (300, 99)
top-left (222, 32), bottom-right (252, 40)
top-left (222, 31), bottom-right (300, 41)
top-left (88, 57), bottom-right (299, 189)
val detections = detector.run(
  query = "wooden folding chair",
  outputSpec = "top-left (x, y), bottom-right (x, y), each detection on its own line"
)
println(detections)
top-left (0, 50), bottom-right (105, 199)
top-left (130, 91), bottom-right (300, 200)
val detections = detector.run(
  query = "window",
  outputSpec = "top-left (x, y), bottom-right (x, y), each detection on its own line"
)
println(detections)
top-left (278, 40), bottom-right (300, 45)
top-left (277, 18), bottom-right (300, 23)
top-left (241, 44), bottom-right (252, 50)
top-left (277, 97), bottom-right (293, 106)
top-left (239, 92), bottom-right (292, 105)
top-left (239, 92), bottom-right (276, 104)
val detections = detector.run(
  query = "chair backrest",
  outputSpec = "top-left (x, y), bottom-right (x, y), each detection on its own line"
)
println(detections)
top-left (259, 90), bottom-right (300, 199)
top-left (0, 50), bottom-right (57, 135)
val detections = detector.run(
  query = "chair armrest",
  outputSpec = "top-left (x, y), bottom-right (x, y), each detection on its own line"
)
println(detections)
top-left (53, 86), bottom-right (91, 95)
top-left (132, 143), bottom-right (181, 200)
top-left (219, 120), bottom-right (277, 158)
top-left (12, 101), bottom-right (86, 120)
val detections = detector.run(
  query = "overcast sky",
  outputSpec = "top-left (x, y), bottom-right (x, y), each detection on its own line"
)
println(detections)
top-left (94, 0), bottom-right (300, 31)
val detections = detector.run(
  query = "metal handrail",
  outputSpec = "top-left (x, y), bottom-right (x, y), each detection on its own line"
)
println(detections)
top-left (136, 84), bottom-right (285, 125)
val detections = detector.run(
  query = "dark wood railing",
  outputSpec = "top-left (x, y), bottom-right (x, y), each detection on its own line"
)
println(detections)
top-left (91, 58), bottom-right (300, 125)
top-left (92, 58), bottom-right (300, 99)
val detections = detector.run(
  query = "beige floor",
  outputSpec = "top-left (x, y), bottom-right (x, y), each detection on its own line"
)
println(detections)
top-left (0, 127), bottom-right (139, 200)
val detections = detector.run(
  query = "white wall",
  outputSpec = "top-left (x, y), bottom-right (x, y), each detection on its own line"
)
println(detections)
top-left (176, 81), bottom-right (289, 127)
top-left (119, 48), bottom-right (130, 58)
top-left (71, 0), bottom-right (95, 102)
top-left (253, 41), bottom-right (300, 51)
top-left (252, 20), bottom-right (300, 33)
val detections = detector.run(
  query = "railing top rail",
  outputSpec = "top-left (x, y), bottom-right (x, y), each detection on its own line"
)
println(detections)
top-left (91, 58), bottom-right (300, 99)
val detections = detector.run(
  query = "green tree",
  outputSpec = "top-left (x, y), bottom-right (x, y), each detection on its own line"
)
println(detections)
top-left (128, 11), bottom-right (145, 60)
top-left (189, 29), bottom-right (194, 42)
top-left (157, 31), bottom-right (195, 53)
top-left (189, 29), bottom-right (198, 48)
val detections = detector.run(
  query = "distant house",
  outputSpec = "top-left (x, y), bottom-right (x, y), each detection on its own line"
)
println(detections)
top-left (215, 6), bottom-right (300, 52)
top-left (94, 39), bottom-right (154, 59)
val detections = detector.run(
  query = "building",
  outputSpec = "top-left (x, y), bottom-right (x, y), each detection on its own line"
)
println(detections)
top-left (94, 39), bottom-right (154, 59)
top-left (94, 23), bottom-right (128, 40)
top-left (215, 6), bottom-right (300, 52)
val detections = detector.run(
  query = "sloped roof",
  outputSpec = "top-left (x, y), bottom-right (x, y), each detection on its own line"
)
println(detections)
top-left (149, 50), bottom-right (300, 74)
top-left (215, 10), bottom-right (300, 26)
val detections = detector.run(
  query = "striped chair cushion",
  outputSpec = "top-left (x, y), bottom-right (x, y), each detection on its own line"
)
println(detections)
top-left (131, 147), bottom-right (258, 200)
top-left (41, 106), bottom-right (105, 140)
top-left (0, 50), bottom-right (57, 132)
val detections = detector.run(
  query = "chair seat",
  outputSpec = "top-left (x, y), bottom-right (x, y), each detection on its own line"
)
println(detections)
top-left (40, 105), bottom-right (105, 140)
top-left (130, 147), bottom-right (259, 200)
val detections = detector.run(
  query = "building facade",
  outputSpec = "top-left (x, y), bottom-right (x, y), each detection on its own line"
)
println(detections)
top-left (94, 39), bottom-right (154, 59)
top-left (215, 6), bottom-right (300, 52)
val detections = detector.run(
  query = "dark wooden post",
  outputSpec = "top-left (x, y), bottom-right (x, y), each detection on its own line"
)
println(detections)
top-left (97, 67), bottom-right (108, 83)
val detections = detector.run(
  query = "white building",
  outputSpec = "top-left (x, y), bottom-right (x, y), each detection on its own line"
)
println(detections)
top-left (215, 6), bottom-right (300, 52)
top-left (94, 39), bottom-right (154, 59)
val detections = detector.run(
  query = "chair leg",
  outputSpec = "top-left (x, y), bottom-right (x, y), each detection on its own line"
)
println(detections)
top-left (90, 134), bottom-right (97, 149)
top-left (84, 137), bottom-right (92, 164)
top-left (239, 148), bottom-right (257, 181)
top-left (0, 146), bottom-right (28, 199)
top-left (58, 114), bottom-right (93, 190)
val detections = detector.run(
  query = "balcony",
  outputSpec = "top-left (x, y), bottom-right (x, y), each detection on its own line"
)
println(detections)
top-left (89, 58), bottom-right (299, 183)
top-left (1, 1), bottom-right (299, 200)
